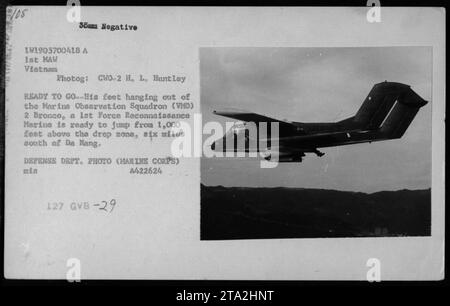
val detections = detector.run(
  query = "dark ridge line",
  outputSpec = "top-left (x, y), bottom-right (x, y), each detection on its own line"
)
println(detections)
top-left (200, 183), bottom-right (431, 196)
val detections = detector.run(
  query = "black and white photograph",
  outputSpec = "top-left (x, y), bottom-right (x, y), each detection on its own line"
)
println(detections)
top-left (201, 47), bottom-right (432, 240)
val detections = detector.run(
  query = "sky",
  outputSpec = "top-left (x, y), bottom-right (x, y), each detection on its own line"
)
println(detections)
top-left (200, 47), bottom-right (432, 193)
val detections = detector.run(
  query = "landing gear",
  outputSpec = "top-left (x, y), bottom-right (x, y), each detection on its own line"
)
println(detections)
top-left (313, 149), bottom-right (325, 157)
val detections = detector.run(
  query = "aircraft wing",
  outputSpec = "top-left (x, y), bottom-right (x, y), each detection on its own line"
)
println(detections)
top-left (213, 110), bottom-right (298, 130)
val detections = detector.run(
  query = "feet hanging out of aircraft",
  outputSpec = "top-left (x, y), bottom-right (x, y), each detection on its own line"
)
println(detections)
top-left (313, 149), bottom-right (325, 157)
top-left (290, 152), bottom-right (305, 162)
top-left (292, 153), bottom-right (303, 162)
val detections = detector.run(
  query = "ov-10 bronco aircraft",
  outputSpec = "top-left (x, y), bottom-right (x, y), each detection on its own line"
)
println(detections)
top-left (211, 81), bottom-right (428, 162)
